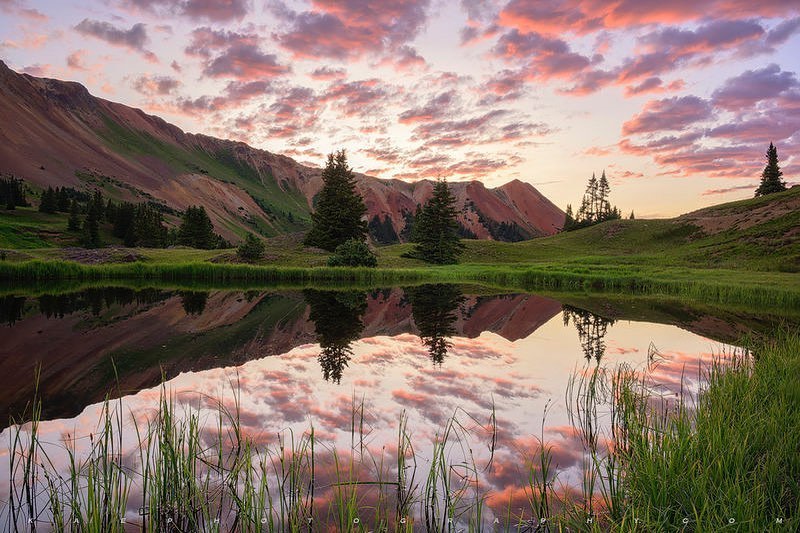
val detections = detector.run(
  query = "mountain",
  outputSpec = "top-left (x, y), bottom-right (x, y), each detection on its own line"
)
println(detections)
top-left (0, 61), bottom-right (563, 243)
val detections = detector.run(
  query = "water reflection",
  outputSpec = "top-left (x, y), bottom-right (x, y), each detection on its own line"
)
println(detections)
top-left (304, 289), bottom-right (367, 384)
top-left (562, 304), bottom-right (616, 362)
top-left (407, 284), bottom-right (465, 364)
top-left (0, 283), bottom-right (787, 529)
top-left (0, 295), bottom-right (24, 326)
top-left (179, 290), bottom-right (209, 316)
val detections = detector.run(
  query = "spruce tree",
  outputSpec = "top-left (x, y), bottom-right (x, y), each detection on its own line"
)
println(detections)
top-left (411, 179), bottom-right (464, 264)
top-left (755, 142), bottom-right (787, 197)
top-left (563, 204), bottom-right (574, 231)
top-left (67, 200), bottom-right (81, 231)
top-left (178, 205), bottom-right (217, 249)
top-left (597, 170), bottom-right (611, 220)
top-left (82, 201), bottom-right (101, 248)
top-left (303, 150), bottom-right (367, 251)
top-left (39, 187), bottom-right (57, 213)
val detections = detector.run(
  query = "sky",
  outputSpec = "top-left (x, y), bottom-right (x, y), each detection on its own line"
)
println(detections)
top-left (1, 0), bottom-right (799, 217)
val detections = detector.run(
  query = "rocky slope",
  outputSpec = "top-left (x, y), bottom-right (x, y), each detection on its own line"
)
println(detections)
top-left (0, 61), bottom-right (563, 242)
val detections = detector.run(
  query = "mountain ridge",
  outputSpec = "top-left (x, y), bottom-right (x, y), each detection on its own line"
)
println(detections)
top-left (0, 61), bottom-right (564, 242)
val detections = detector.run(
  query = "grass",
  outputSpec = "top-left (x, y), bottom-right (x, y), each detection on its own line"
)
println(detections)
top-left (1, 260), bottom-right (799, 312)
top-left (4, 330), bottom-right (797, 530)
top-left (602, 330), bottom-right (800, 530)
top-left (97, 115), bottom-right (310, 234)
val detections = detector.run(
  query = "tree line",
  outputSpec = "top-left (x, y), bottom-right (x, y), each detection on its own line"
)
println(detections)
top-left (303, 150), bottom-right (464, 266)
top-left (563, 170), bottom-right (623, 231)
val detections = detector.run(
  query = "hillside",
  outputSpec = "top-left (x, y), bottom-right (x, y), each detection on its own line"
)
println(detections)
top-left (0, 61), bottom-right (563, 243)
top-left (378, 185), bottom-right (800, 272)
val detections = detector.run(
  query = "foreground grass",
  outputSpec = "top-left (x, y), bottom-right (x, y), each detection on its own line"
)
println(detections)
top-left (611, 329), bottom-right (800, 530)
top-left (4, 331), bottom-right (797, 531)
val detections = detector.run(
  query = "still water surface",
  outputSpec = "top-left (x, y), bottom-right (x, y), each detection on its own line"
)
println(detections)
top-left (0, 285), bottom-right (750, 528)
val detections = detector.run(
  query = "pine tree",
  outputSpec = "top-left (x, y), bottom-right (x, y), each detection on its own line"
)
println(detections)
top-left (303, 150), bottom-right (368, 251)
top-left (90, 190), bottom-right (105, 221)
top-left (563, 204), bottom-right (574, 231)
top-left (597, 170), bottom-right (611, 220)
top-left (82, 200), bottom-right (101, 248)
top-left (67, 199), bottom-right (81, 231)
top-left (411, 179), bottom-right (464, 264)
top-left (56, 187), bottom-right (70, 212)
top-left (39, 187), bottom-right (57, 213)
top-left (629, 210), bottom-right (635, 220)
top-left (755, 142), bottom-right (787, 197)
top-left (178, 205), bottom-right (217, 249)
top-left (133, 204), bottom-right (167, 247)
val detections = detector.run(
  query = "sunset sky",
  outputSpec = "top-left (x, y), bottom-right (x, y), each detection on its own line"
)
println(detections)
top-left (1, 0), bottom-right (799, 216)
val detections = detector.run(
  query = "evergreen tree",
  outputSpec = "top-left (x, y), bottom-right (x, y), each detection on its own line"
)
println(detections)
top-left (410, 179), bottom-right (464, 264)
top-left (755, 142), bottom-right (787, 197)
top-left (597, 170), bottom-right (611, 220)
top-left (67, 199), bottom-right (81, 231)
top-left (90, 190), bottom-right (105, 221)
top-left (56, 187), bottom-right (70, 212)
top-left (113, 203), bottom-right (136, 242)
top-left (39, 187), bottom-right (57, 213)
top-left (0, 176), bottom-right (27, 209)
top-left (237, 232), bottom-right (266, 261)
top-left (629, 210), bottom-right (635, 220)
top-left (105, 199), bottom-right (117, 224)
top-left (178, 205), bottom-right (217, 249)
top-left (133, 204), bottom-right (167, 247)
top-left (303, 150), bottom-right (368, 251)
top-left (82, 200), bottom-right (101, 248)
top-left (563, 204), bottom-right (574, 231)
top-left (568, 170), bottom-right (622, 230)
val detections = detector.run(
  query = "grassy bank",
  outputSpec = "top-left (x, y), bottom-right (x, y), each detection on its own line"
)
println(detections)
top-left (4, 331), bottom-right (797, 531)
top-left (1, 259), bottom-right (799, 311)
top-left (609, 329), bottom-right (800, 530)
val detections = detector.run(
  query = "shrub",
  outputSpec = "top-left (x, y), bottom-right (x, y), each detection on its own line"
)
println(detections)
top-left (236, 233), bottom-right (266, 262)
top-left (327, 239), bottom-right (377, 268)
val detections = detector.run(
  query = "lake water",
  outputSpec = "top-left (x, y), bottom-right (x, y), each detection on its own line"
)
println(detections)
top-left (0, 285), bottom-right (767, 529)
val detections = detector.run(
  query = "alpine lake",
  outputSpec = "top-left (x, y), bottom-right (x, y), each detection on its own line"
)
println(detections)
top-left (0, 283), bottom-right (793, 531)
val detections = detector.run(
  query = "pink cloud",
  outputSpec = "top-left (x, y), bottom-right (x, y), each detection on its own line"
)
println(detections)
top-left (622, 95), bottom-right (713, 135)
top-left (74, 19), bottom-right (158, 63)
top-left (309, 66), bottom-right (346, 81)
top-left (497, 1), bottom-right (800, 35)
top-left (398, 90), bottom-right (457, 124)
top-left (711, 63), bottom-right (799, 109)
top-left (702, 183), bottom-right (759, 195)
top-left (131, 74), bottom-right (180, 95)
top-left (121, 0), bottom-right (248, 22)
top-left (274, 0), bottom-right (430, 60)
top-left (184, 27), bottom-right (289, 80)
top-left (66, 50), bottom-right (89, 71)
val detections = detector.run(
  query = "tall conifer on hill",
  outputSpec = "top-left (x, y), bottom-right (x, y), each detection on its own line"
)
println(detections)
top-left (304, 150), bottom-right (368, 252)
top-left (410, 179), bottom-right (464, 264)
top-left (755, 142), bottom-right (787, 197)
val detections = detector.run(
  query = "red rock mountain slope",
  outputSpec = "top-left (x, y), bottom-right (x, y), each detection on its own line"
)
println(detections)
top-left (0, 61), bottom-right (563, 242)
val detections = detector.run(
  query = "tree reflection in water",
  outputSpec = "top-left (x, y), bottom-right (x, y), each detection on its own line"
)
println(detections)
top-left (303, 289), bottom-right (367, 384)
top-left (180, 291), bottom-right (209, 316)
top-left (562, 305), bottom-right (616, 362)
top-left (407, 284), bottom-right (465, 365)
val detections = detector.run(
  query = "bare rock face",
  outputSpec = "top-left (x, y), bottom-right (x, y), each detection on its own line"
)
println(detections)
top-left (0, 61), bottom-right (563, 242)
